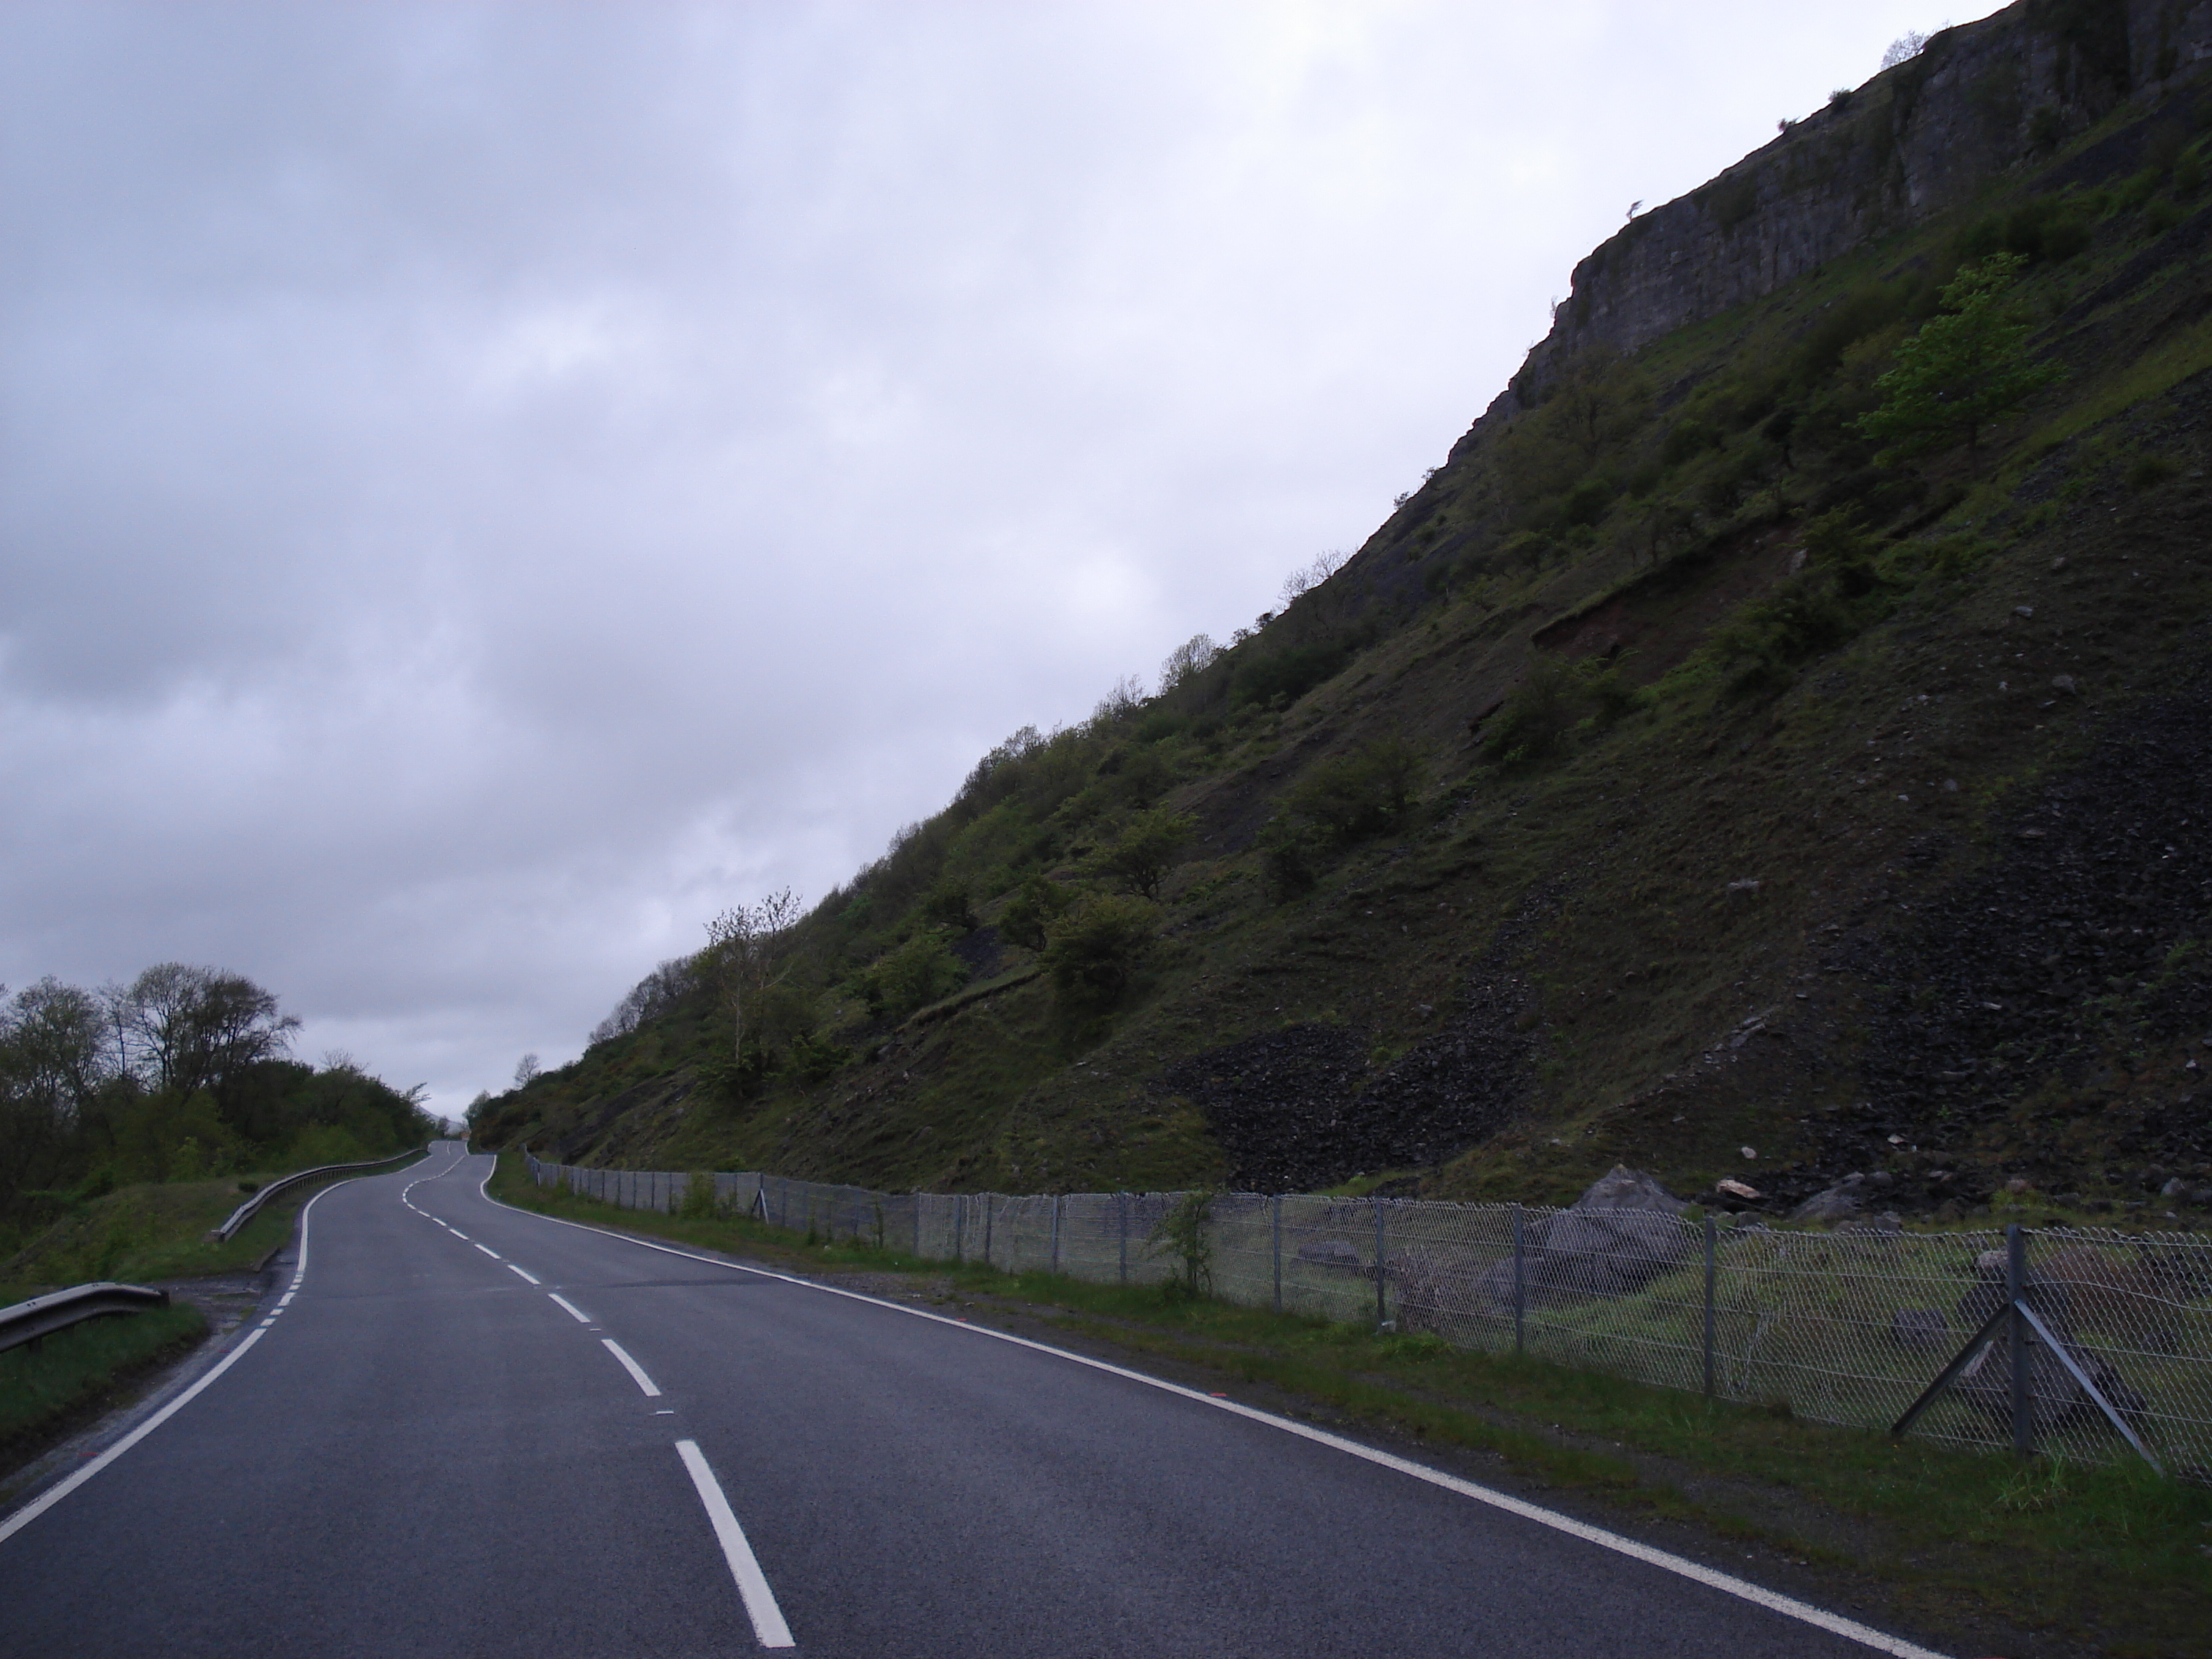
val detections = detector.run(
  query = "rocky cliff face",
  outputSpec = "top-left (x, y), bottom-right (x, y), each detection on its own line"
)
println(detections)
top-left (1479, 0), bottom-right (2212, 426)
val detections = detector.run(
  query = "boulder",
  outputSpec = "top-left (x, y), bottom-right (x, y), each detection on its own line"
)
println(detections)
top-left (1295, 1239), bottom-right (1366, 1273)
top-left (1478, 1165), bottom-right (1694, 1312)
top-left (1789, 1175), bottom-right (1867, 1225)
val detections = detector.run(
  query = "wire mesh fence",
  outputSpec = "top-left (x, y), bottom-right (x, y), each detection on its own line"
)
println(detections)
top-left (519, 1152), bottom-right (2212, 1478)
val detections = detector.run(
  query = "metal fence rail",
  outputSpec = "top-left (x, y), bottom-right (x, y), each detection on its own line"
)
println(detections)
top-left (520, 1151), bottom-right (2212, 1478)
top-left (0, 1282), bottom-right (170, 1355)
top-left (209, 1144), bottom-right (431, 1241)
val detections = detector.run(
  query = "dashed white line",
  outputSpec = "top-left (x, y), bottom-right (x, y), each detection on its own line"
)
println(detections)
top-left (601, 1339), bottom-right (662, 1397)
top-left (506, 1263), bottom-right (541, 1284)
top-left (473, 1243), bottom-right (501, 1259)
top-left (674, 1440), bottom-right (794, 1649)
top-left (449, 1229), bottom-right (470, 1240)
top-left (547, 1294), bottom-right (593, 1324)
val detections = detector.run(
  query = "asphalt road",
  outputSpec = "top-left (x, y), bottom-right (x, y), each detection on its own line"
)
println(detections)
top-left (0, 1144), bottom-right (1952, 1658)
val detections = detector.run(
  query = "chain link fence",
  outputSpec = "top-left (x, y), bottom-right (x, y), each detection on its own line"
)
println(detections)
top-left (519, 1152), bottom-right (2212, 1478)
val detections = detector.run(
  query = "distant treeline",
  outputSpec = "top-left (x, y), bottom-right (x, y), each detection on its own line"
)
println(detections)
top-left (0, 963), bottom-right (436, 1254)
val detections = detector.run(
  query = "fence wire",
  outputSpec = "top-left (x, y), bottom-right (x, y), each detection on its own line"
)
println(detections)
top-left (520, 1152), bottom-right (2212, 1477)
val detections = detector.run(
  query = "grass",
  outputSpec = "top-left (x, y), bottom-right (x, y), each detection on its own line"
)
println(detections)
top-left (1, 1149), bottom-right (432, 1291)
top-left (0, 1301), bottom-right (209, 1467)
top-left (491, 1152), bottom-right (2212, 1658)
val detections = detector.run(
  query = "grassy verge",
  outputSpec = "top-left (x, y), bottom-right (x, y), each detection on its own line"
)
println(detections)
top-left (493, 1152), bottom-right (2210, 1657)
top-left (0, 1301), bottom-right (209, 1470)
top-left (1, 1148), bottom-right (431, 1292)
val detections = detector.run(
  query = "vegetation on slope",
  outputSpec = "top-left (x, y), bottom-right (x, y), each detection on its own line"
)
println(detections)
top-left (476, 34), bottom-right (2212, 1230)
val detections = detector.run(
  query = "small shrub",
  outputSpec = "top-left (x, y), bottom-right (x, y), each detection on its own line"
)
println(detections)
top-left (1480, 656), bottom-right (1585, 769)
top-left (919, 879), bottom-right (977, 932)
top-left (1041, 894), bottom-right (1159, 1005)
top-left (1147, 1189), bottom-right (1216, 1301)
top-left (1093, 808), bottom-right (1194, 899)
top-left (1284, 735), bottom-right (1428, 844)
top-left (680, 1170), bottom-right (723, 1219)
top-left (2126, 453), bottom-right (2180, 492)
top-left (1230, 640), bottom-right (1353, 709)
top-left (1257, 812), bottom-right (1327, 901)
top-left (784, 1029), bottom-right (853, 1082)
top-left (863, 928), bottom-right (967, 1020)
top-left (998, 873), bottom-right (1072, 950)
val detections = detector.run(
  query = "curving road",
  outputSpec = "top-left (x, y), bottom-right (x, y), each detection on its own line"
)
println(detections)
top-left (0, 1144), bottom-right (1950, 1658)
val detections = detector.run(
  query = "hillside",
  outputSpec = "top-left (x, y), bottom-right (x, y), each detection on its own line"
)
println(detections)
top-left (474, 0), bottom-right (2212, 1226)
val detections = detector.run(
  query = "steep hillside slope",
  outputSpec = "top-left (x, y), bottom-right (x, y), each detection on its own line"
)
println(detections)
top-left (475, 0), bottom-right (2212, 1226)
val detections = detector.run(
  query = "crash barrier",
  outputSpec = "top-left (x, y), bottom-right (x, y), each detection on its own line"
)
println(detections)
top-left (521, 1152), bottom-right (2212, 1477)
top-left (208, 1144), bottom-right (430, 1241)
top-left (0, 1282), bottom-right (169, 1356)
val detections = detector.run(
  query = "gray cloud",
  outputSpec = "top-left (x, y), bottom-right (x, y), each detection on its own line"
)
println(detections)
top-left (0, 0), bottom-right (1991, 1115)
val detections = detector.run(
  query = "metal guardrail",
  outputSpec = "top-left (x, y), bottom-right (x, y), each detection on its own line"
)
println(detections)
top-left (0, 1282), bottom-right (170, 1356)
top-left (207, 1144), bottom-right (430, 1242)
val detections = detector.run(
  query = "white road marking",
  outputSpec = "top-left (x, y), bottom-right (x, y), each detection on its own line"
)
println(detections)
top-left (276, 1291), bottom-right (295, 1307)
top-left (473, 1243), bottom-right (500, 1259)
top-left (507, 1264), bottom-right (541, 1284)
top-left (601, 1339), bottom-right (662, 1397)
top-left (674, 1439), bottom-right (795, 1649)
top-left (449, 1230), bottom-right (470, 1240)
top-left (548, 1294), bottom-right (593, 1324)
top-left (486, 1171), bottom-right (1951, 1659)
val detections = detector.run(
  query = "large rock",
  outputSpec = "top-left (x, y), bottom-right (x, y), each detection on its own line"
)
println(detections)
top-left (1477, 1165), bottom-right (1695, 1313)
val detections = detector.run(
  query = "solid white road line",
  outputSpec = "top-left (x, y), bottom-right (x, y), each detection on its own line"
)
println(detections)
top-left (507, 1264), bottom-right (542, 1285)
top-left (481, 1160), bottom-right (1950, 1659)
top-left (547, 1293), bottom-right (594, 1324)
top-left (601, 1339), bottom-right (663, 1397)
top-left (674, 1439), bottom-right (795, 1650)
top-left (473, 1243), bottom-right (501, 1259)
top-left (0, 1177), bottom-right (355, 1549)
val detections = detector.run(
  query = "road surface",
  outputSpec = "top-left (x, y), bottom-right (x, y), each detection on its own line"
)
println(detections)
top-left (0, 1144), bottom-right (1950, 1657)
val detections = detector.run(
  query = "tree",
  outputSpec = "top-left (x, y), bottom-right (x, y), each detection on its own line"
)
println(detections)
top-left (122, 964), bottom-right (299, 1104)
top-left (1158, 634), bottom-right (1221, 693)
top-left (1040, 894), bottom-right (1159, 1005)
top-left (1855, 253), bottom-right (2061, 461)
top-left (1093, 809), bottom-right (1194, 899)
top-left (514, 1053), bottom-right (542, 1087)
top-left (704, 888), bottom-right (805, 1063)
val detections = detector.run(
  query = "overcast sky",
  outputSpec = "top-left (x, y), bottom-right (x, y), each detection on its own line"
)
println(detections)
top-left (0, 1), bottom-right (1996, 1119)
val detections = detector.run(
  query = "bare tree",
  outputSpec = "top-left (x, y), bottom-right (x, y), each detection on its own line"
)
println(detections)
top-left (122, 964), bottom-right (299, 1101)
top-left (1881, 30), bottom-right (1926, 70)
top-left (1158, 634), bottom-right (1220, 694)
top-left (1278, 549), bottom-right (1346, 610)
top-left (514, 1053), bottom-right (542, 1087)
top-left (703, 888), bottom-right (805, 1062)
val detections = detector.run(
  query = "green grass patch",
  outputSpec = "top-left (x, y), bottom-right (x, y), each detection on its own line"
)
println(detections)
top-left (490, 1153), bottom-right (2212, 1657)
top-left (0, 1301), bottom-right (208, 1464)
top-left (2, 1152), bottom-right (430, 1290)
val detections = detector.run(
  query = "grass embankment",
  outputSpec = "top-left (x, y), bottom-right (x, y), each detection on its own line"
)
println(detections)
top-left (494, 1153), bottom-right (2210, 1659)
top-left (1, 1148), bottom-right (430, 1293)
top-left (0, 1301), bottom-right (208, 1470)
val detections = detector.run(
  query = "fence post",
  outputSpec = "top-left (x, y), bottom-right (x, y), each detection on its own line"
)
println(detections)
top-left (915, 1193), bottom-right (925, 1258)
top-left (1050, 1196), bottom-right (1062, 1276)
top-left (1118, 1192), bottom-right (1129, 1286)
top-left (1512, 1204), bottom-right (1525, 1357)
top-left (983, 1196), bottom-right (994, 1270)
top-left (955, 1195), bottom-right (965, 1265)
top-left (1374, 1196), bottom-right (1387, 1329)
top-left (2008, 1222), bottom-right (2033, 1458)
top-left (1702, 1213), bottom-right (1717, 1400)
top-left (1271, 1194), bottom-right (1283, 1315)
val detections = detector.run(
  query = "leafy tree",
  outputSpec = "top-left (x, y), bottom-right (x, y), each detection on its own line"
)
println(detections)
top-left (1284, 734), bottom-right (1428, 843)
top-left (862, 928), bottom-right (966, 1021)
top-left (999, 873), bottom-right (1074, 950)
top-left (1040, 894), bottom-right (1159, 1005)
top-left (1093, 809), bottom-right (1194, 899)
top-left (121, 964), bottom-right (301, 1106)
top-left (1855, 253), bottom-right (2061, 461)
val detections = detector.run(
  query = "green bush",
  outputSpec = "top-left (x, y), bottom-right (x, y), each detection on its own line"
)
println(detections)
top-left (1257, 811), bottom-right (1327, 901)
top-left (1284, 735), bottom-right (1428, 844)
top-left (862, 929), bottom-right (967, 1021)
top-left (1092, 809), bottom-right (1194, 899)
top-left (1857, 253), bottom-right (2061, 460)
top-left (1230, 640), bottom-right (1353, 709)
top-left (919, 880), bottom-right (977, 932)
top-left (1146, 1188), bottom-right (1216, 1301)
top-left (783, 1029), bottom-right (853, 1082)
top-left (998, 873), bottom-right (1073, 950)
top-left (1041, 894), bottom-right (1159, 1005)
